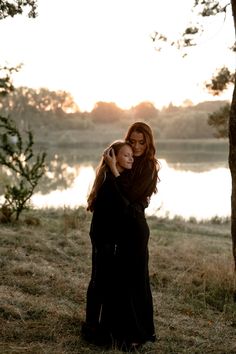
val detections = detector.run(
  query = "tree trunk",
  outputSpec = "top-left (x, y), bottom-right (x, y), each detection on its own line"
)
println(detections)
top-left (229, 86), bottom-right (236, 269)
top-left (229, 0), bottom-right (236, 269)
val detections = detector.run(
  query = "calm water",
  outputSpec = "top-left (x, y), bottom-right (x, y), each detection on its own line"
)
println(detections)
top-left (31, 159), bottom-right (231, 221)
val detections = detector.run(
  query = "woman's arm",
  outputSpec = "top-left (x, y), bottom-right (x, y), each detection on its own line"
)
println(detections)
top-left (128, 163), bottom-right (157, 203)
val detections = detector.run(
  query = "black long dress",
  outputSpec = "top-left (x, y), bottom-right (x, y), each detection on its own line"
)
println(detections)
top-left (100, 156), bottom-right (157, 347)
top-left (84, 157), bottom-right (157, 348)
top-left (85, 170), bottom-right (129, 330)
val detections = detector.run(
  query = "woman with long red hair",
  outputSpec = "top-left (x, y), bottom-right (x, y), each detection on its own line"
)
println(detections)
top-left (82, 122), bottom-right (160, 352)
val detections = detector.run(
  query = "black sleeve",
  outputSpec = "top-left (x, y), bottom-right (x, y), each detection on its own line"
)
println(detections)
top-left (108, 174), bottom-right (148, 217)
top-left (105, 173), bottom-right (130, 210)
top-left (105, 173), bottom-right (146, 218)
top-left (123, 163), bottom-right (157, 207)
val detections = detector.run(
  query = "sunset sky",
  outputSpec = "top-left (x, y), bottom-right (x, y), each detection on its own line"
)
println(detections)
top-left (0, 0), bottom-right (234, 112)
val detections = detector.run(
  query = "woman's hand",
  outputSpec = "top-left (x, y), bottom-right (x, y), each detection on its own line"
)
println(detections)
top-left (103, 148), bottom-right (120, 177)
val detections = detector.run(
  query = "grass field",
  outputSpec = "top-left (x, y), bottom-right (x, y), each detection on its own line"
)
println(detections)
top-left (0, 208), bottom-right (236, 354)
top-left (0, 122), bottom-right (234, 353)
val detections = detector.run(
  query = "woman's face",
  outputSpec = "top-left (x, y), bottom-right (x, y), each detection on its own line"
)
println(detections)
top-left (116, 145), bottom-right (134, 172)
top-left (128, 131), bottom-right (147, 157)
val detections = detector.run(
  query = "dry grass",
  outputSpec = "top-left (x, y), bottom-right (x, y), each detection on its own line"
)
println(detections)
top-left (148, 217), bottom-right (236, 354)
top-left (0, 209), bottom-right (236, 353)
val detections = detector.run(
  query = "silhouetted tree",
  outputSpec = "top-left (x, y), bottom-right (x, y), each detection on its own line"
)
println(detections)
top-left (0, 0), bottom-right (47, 222)
top-left (0, 116), bottom-right (46, 221)
top-left (0, 65), bottom-right (22, 97)
top-left (206, 67), bottom-right (235, 96)
top-left (154, 0), bottom-right (236, 268)
top-left (197, 1), bottom-right (236, 270)
top-left (0, 0), bottom-right (38, 95)
top-left (229, 0), bottom-right (236, 269)
top-left (0, 0), bottom-right (37, 19)
top-left (208, 103), bottom-right (230, 138)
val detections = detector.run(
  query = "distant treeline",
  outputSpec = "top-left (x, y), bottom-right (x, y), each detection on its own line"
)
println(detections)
top-left (0, 86), bottom-right (229, 139)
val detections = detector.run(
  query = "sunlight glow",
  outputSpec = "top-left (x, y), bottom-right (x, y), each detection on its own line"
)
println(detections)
top-left (147, 160), bottom-right (231, 220)
top-left (32, 165), bottom-right (95, 208)
top-left (0, 0), bottom-right (234, 111)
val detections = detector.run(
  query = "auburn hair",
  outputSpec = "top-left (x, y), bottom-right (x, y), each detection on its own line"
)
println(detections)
top-left (125, 121), bottom-right (160, 189)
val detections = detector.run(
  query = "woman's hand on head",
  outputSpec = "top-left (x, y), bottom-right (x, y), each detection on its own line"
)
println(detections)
top-left (103, 148), bottom-right (116, 168)
top-left (103, 148), bottom-right (120, 177)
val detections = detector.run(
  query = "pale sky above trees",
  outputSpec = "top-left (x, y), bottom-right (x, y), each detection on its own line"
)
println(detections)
top-left (0, 0), bottom-right (235, 112)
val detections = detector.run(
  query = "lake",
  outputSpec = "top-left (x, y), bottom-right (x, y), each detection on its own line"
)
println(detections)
top-left (31, 158), bottom-right (231, 221)
top-left (0, 138), bottom-right (230, 221)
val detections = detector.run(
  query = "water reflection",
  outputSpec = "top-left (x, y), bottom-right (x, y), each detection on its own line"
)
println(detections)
top-left (32, 165), bottom-right (95, 208)
top-left (41, 154), bottom-right (78, 192)
top-left (31, 159), bottom-right (231, 221)
top-left (146, 160), bottom-right (231, 220)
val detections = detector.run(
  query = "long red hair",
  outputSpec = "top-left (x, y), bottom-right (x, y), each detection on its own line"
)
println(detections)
top-left (125, 121), bottom-right (160, 193)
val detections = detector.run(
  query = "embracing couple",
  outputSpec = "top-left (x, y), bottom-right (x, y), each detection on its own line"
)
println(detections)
top-left (82, 121), bottom-right (160, 352)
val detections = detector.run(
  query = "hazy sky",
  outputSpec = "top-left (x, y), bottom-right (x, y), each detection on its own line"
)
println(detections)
top-left (0, 0), bottom-right (234, 111)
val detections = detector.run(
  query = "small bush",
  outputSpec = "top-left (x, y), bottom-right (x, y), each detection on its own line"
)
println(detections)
top-left (0, 116), bottom-right (46, 221)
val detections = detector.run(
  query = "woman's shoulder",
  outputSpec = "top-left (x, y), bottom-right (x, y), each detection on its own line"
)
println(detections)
top-left (137, 157), bottom-right (156, 172)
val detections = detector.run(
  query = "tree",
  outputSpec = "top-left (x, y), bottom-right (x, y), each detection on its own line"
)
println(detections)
top-left (229, 0), bottom-right (236, 270)
top-left (0, 0), bottom-right (46, 222)
top-left (0, 65), bottom-right (22, 97)
top-left (132, 101), bottom-right (159, 121)
top-left (91, 101), bottom-right (124, 123)
top-left (198, 0), bottom-right (236, 271)
top-left (208, 103), bottom-right (230, 138)
top-left (0, 1), bottom-right (37, 20)
top-left (206, 66), bottom-right (235, 96)
top-left (154, 0), bottom-right (236, 269)
top-left (0, 87), bottom-right (80, 116)
top-left (0, 116), bottom-right (46, 221)
top-left (0, 1), bottom-right (38, 95)
top-left (205, 66), bottom-right (233, 138)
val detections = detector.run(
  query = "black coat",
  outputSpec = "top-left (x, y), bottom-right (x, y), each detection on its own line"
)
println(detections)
top-left (89, 170), bottom-right (129, 247)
